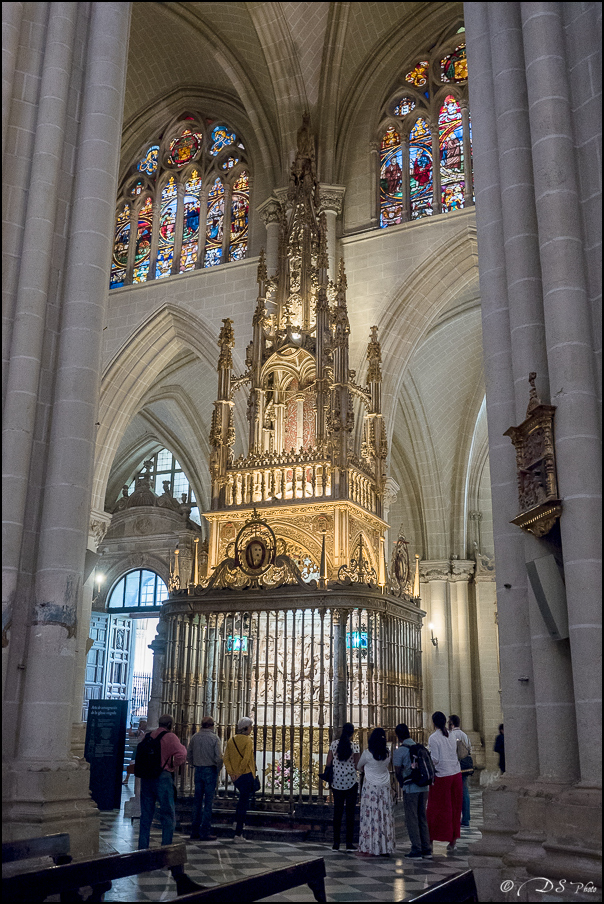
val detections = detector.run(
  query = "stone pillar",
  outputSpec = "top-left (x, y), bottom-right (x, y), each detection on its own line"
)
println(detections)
top-left (420, 562), bottom-right (451, 719)
top-left (473, 551), bottom-right (502, 776)
top-left (369, 140), bottom-right (379, 228)
top-left (521, 1), bottom-right (602, 789)
top-left (2, 1), bottom-right (131, 855)
top-left (70, 510), bottom-right (112, 759)
top-left (257, 196), bottom-right (281, 277)
top-left (319, 185), bottom-right (346, 282)
top-left (451, 561), bottom-right (475, 731)
top-left (1, 0), bottom-right (24, 160)
top-left (148, 618), bottom-right (168, 731)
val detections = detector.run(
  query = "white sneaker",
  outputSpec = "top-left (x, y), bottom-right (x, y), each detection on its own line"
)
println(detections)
top-left (233, 835), bottom-right (252, 844)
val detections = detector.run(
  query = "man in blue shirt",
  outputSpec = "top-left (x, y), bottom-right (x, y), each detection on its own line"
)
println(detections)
top-left (393, 724), bottom-right (432, 859)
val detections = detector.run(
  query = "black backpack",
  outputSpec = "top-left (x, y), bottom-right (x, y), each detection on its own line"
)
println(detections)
top-left (403, 743), bottom-right (436, 787)
top-left (133, 730), bottom-right (169, 780)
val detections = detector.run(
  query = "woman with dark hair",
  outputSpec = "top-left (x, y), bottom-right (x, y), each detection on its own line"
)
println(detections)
top-left (426, 711), bottom-right (462, 853)
top-left (325, 722), bottom-right (360, 851)
top-left (356, 727), bottom-right (396, 856)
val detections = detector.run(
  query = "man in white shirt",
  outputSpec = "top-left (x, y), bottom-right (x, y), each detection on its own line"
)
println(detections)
top-left (448, 715), bottom-right (472, 826)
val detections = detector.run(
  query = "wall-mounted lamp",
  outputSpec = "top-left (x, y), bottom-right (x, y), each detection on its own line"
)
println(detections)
top-left (92, 569), bottom-right (105, 604)
top-left (428, 622), bottom-right (438, 648)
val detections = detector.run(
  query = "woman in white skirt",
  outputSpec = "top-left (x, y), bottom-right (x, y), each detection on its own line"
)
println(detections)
top-left (357, 727), bottom-right (396, 856)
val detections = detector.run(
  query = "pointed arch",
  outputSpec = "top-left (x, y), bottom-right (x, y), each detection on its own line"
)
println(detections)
top-left (93, 304), bottom-right (245, 512)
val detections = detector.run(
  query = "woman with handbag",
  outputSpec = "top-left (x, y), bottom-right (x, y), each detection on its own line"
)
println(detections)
top-left (223, 717), bottom-right (258, 843)
top-left (325, 722), bottom-right (360, 851)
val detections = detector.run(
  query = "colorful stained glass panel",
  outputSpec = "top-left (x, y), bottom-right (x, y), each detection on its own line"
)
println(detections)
top-left (379, 127), bottom-right (403, 228)
top-left (441, 44), bottom-right (467, 82)
top-left (204, 177), bottom-right (224, 267)
top-left (405, 61), bottom-right (429, 87)
top-left (169, 129), bottom-right (202, 168)
top-left (393, 97), bottom-right (416, 117)
top-left (138, 145), bottom-right (159, 175)
top-left (439, 95), bottom-right (465, 212)
top-left (209, 125), bottom-right (236, 156)
top-left (229, 170), bottom-right (249, 261)
top-left (156, 177), bottom-right (177, 279)
top-left (110, 203), bottom-right (130, 288)
top-left (133, 197), bottom-right (153, 283)
top-left (409, 118), bottom-right (433, 219)
top-left (180, 171), bottom-right (201, 272)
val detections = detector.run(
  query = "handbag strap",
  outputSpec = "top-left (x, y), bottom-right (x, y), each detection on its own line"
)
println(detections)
top-left (232, 736), bottom-right (242, 758)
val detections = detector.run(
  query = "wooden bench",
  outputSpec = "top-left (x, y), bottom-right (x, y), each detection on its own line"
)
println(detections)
top-left (3, 842), bottom-right (189, 903)
top-left (404, 868), bottom-right (478, 902)
top-left (2, 834), bottom-right (72, 869)
top-left (173, 856), bottom-right (327, 903)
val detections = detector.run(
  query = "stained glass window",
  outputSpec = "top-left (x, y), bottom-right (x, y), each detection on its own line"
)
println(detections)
top-left (209, 125), bottom-right (236, 156)
top-left (405, 61), bottom-right (429, 87)
top-left (380, 127), bottom-right (403, 228)
top-left (133, 197), bottom-right (153, 283)
top-left (229, 171), bottom-right (249, 261)
top-left (441, 44), bottom-right (467, 82)
top-left (409, 119), bottom-right (433, 219)
top-left (138, 145), bottom-right (159, 175)
top-left (180, 170), bottom-right (202, 272)
top-left (378, 35), bottom-right (472, 226)
top-left (110, 203), bottom-right (130, 288)
top-left (155, 177), bottom-right (177, 279)
top-left (439, 95), bottom-right (465, 212)
top-left (110, 113), bottom-right (249, 289)
top-left (169, 128), bottom-right (202, 167)
top-left (204, 177), bottom-right (224, 267)
top-left (393, 97), bottom-right (416, 116)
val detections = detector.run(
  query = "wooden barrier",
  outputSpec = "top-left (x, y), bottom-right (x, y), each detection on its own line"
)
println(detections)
top-left (3, 842), bottom-right (189, 903)
top-left (405, 868), bottom-right (478, 902)
top-left (173, 857), bottom-right (327, 902)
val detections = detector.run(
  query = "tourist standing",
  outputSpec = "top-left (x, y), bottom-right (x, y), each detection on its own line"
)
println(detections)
top-left (426, 711), bottom-right (462, 854)
top-left (223, 717), bottom-right (256, 843)
top-left (326, 722), bottom-right (360, 851)
top-left (448, 715), bottom-right (472, 827)
top-left (357, 728), bottom-right (396, 857)
top-left (187, 715), bottom-right (223, 841)
top-left (393, 723), bottom-right (432, 859)
top-left (137, 714), bottom-right (201, 895)
top-left (494, 724), bottom-right (505, 773)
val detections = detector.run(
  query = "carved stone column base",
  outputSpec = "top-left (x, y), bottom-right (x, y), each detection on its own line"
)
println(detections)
top-left (2, 759), bottom-right (100, 856)
top-left (469, 780), bottom-right (602, 901)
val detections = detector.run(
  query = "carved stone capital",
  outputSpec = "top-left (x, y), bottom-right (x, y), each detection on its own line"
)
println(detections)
top-left (419, 560), bottom-right (450, 581)
top-left (256, 195), bottom-right (282, 226)
top-left (89, 509), bottom-right (112, 548)
top-left (318, 184), bottom-right (346, 215)
top-left (474, 549), bottom-right (496, 581)
top-left (383, 477), bottom-right (400, 512)
top-left (449, 559), bottom-right (475, 582)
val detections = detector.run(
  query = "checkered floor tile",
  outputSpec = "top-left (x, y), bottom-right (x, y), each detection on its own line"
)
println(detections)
top-left (98, 787), bottom-right (483, 901)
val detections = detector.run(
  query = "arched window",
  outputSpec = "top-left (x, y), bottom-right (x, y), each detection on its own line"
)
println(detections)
top-left (124, 448), bottom-right (201, 526)
top-left (110, 113), bottom-right (250, 289)
top-left (107, 569), bottom-right (168, 610)
top-left (378, 30), bottom-right (473, 225)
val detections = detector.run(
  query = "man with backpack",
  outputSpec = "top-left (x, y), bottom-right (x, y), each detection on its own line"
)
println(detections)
top-left (393, 723), bottom-right (434, 860)
top-left (135, 714), bottom-right (202, 895)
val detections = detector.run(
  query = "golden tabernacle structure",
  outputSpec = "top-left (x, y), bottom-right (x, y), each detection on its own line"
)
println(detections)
top-left (160, 122), bottom-right (424, 802)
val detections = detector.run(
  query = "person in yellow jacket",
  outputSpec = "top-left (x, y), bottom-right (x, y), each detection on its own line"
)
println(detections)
top-left (223, 716), bottom-right (257, 842)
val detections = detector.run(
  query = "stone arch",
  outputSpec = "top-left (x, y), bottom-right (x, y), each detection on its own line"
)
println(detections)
top-left (93, 304), bottom-right (244, 513)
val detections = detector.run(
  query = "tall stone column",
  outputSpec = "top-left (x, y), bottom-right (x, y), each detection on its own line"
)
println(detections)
top-left (2, 2), bottom-right (131, 856)
top-left (319, 185), bottom-right (345, 282)
top-left (420, 562), bottom-right (451, 719)
top-left (257, 196), bottom-right (281, 277)
top-left (450, 561), bottom-right (475, 731)
top-left (473, 551), bottom-right (502, 775)
top-left (148, 618), bottom-right (168, 731)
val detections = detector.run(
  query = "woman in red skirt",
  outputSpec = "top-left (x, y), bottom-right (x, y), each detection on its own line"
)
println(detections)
top-left (426, 711), bottom-right (463, 854)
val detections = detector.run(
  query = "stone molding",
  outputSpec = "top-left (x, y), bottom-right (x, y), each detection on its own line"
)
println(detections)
top-left (474, 549), bottom-right (495, 582)
top-left (89, 509), bottom-right (112, 548)
top-left (383, 476), bottom-right (400, 512)
top-left (319, 183), bottom-right (346, 215)
top-left (256, 195), bottom-right (282, 225)
top-left (419, 559), bottom-right (450, 581)
top-left (449, 559), bottom-right (475, 582)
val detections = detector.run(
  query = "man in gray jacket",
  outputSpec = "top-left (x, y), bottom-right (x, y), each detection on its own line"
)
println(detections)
top-left (187, 716), bottom-right (223, 840)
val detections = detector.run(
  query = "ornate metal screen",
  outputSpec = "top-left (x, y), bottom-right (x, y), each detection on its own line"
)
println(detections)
top-left (161, 593), bottom-right (422, 803)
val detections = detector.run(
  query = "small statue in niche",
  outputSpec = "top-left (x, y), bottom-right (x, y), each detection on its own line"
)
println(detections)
top-left (157, 480), bottom-right (180, 512)
top-left (114, 485), bottom-right (130, 512)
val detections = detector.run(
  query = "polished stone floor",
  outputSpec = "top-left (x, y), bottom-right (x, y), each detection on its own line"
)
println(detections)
top-left (97, 785), bottom-right (483, 901)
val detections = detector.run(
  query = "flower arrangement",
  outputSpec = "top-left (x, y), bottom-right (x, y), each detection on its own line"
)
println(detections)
top-left (265, 754), bottom-right (321, 793)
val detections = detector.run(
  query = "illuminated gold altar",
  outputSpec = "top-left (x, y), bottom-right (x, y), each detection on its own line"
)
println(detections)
top-left (161, 121), bottom-right (424, 803)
